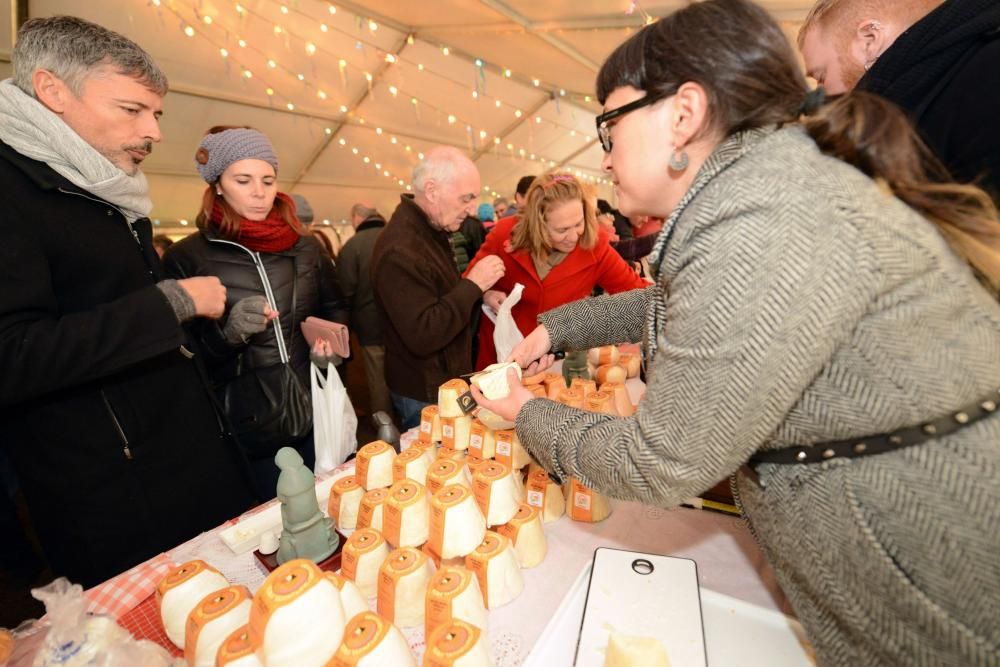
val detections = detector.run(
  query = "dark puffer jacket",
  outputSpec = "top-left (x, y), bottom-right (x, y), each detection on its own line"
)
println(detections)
top-left (164, 230), bottom-right (348, 450)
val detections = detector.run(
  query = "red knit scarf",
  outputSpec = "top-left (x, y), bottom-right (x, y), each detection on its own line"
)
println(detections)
top-left (211, 192), bottom-right (300, 253)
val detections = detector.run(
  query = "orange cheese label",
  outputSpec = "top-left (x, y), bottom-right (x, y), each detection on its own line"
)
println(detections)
top-left (341, 528), bottom-right (383, 582)
top-left (216, 624), bottom-right (254, 665)
top-left (464, 532), bottom-right (504, 608)
top-left (440, 416), bottom-right (457, 448)
top-left (419, 405), bottom-right (438, 443)
top-left (184, 585), bottom-right (250, 664)
top-left (526, 470), bottom-right (550, 510)
top-left (496, 504), bottom-right (536, 545)
top-left (330, 612), bottom-right (391, 666)
top-left (425, 567), bottom-right (471, 638)
top-left (156, 559), bottom-right (218, 603)
top-left (328, 477), bottom-right (360, 521)
top-left (424, 622), bottom-right (479, 667)
top-left (249, 560), bottom-right (323, 651)
top-left (428, 485), bottom-right (469, 557)
top-left (494, 431), bottom-right (515, 468)
top-left (392, 447), bottom-right (424, 482)
top-left (426, 460), bottom-right (459, 495)
top-left (383, 480), bottom-right (423, 547)
top-left (377, 548), bottom-right (424, 623)
top-left (569, 479), bottom-right (593, 522)
top-left (468, 421), bottom-right (486, 457)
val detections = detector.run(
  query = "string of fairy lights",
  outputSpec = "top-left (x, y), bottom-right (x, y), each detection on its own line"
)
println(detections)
top-left (146, 0), bottom-right (625, 215)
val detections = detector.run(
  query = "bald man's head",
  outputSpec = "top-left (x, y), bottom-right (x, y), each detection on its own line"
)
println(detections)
top-left (412, 146), bottom-right (481, 233)
top-left (799, 0), bottom-right (943, 93)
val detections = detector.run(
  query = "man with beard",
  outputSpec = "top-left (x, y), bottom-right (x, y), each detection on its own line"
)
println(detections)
top-left (0, 16), bottom-right (255, 588)
top-left (799, 0), bottom-right (1000, 203)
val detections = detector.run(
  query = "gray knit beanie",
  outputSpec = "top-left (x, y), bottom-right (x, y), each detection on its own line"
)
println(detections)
top-left (194, 128), bottom-right (279, 184)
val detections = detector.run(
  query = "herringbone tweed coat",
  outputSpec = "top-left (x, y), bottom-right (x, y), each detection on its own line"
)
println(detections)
top-left (516, 126), bottom-right (1000, 666)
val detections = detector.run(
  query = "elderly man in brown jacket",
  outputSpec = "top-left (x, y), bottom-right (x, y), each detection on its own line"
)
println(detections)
top-left (371, 147), bottom-right (505, 429)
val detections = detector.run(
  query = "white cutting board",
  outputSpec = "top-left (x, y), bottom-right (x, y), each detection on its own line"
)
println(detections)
top-left (574, 547), bottom-right (708, 667)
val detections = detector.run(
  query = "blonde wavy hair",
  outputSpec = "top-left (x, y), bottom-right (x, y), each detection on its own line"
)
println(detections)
top-left (510, 172), bottom-right (598, 258)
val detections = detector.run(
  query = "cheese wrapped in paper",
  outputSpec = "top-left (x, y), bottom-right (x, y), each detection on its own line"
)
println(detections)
top-left (357, 488), bottom-right (390, 532)
top-left (440, 415), bottom-right (473, 451)
top-left (184, 585), bottom-right (251, 667)
top-left (156, 559), bottom-right (230, 649)
top-left (496, 504), bottom-right (547, 568)
top-left (438, 379), bottom-right (470, 418)
top-left (420, 405), bottom-right (442, 444)
top-left (328, 476), bottom-right (364, 531)
top-left (355, 440), bottom-right (396, 490)
top-left (565, 478), bottom-right (612, 522)
top-left (376, 547), bottom-right (436, 628)
top-left (329, 611), bottom-right (416, 667)
top-left (425, 567), bottom-right (488, 643)
top-left (340, 528), bottom-right (390, 598)
top-left (525, 470), bottom-right (565, 523)
top-left (464, 531), bottom-right (523, 610)
top-left (393, 446), bottom-right (436, 486)
top-left (426, 459), bottom-right (472, 495)
top-left (469, 362), bottom-right (522, 400)
top-left (383, 479), bottom-right (430, 548)
top-left (428, 485), bottom-right (487, 559)
top-left (423, 620), bottom-right (492, 667)
top-left (472, 461), bottom-right (520, 527)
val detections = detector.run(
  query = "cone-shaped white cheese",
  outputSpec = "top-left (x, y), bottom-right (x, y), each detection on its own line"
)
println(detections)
top-left (493, 430), bottom-right (533, 471)
top-left (565, 478), bottom-right (612, 523)
top-left (600, 381), bottom-right (635, 417)
top-left (420, 405), bottom-right (442, 445)
top-left (425, 567), bottom-right (488, 640)
top-left (587, 345), bottom-right (620, 366)
top-left (617, 353), bottom-right (641, 379)
top-left (355, 440), bottom-right (396, 490)
top-left (570, 377), bottom-right (598, 399)
top-left (424, 619), bottom-right (492, 667)
top-left (556, 388), bottom-right (585, 409)
top-left (331, 611), bottom-right (416, 667)
top-left (393, 446), bottom-right (436, 486)
top-left (328, 476), bottom-right (365, 531)
top-left (472, 461), bottom-right (521, 527)
top-left (440, 415), bottom-right (473, 451)
top-left (496, 504), bottom-right (547, 568)
top-left (383, 479), bottom-right (430, 548)
top-left (184, 585), bottom-right (251, 667)
top-left (604, 631), bottom-right (671, 667)
top-left (156, 559), bottom-right (230, 649)
top-left (438, 379), bottom-right (470, 418)
top-left (525, 470), bottom-right (565, 523)
top-left (357, 488), bottom-right (390, 532)
top-left (377, 547), bottom-right (436, 628)
top-left (426, 459), bottom-right (472, 496)
top-left (584, 390), bottom-right (618, 416)
top-left (467, 420), bottom-right (495, 459)
top-left (470, 362), bottom-right (522, 400)
top-left (248, 559), bottom-right (346, 667)
top-left (594, 364), bottom-right (627, 385)
top-left (543, 373), bottom-right (567, 400)
top-left (428, 485), bottom-right (487, 559)
top-left (340, 528), bottom-right (390, 599)
top-left (464, 531), bottom-right (523, 610)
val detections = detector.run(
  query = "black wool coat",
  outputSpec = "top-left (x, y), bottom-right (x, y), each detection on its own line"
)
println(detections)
top-left (0, 140), bottom-right (256, 588)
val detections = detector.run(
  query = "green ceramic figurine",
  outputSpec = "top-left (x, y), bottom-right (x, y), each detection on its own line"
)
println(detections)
top-left (562, 348), bottom-right (590, 386)
top-left (274, 447), bottom-right (339, 565)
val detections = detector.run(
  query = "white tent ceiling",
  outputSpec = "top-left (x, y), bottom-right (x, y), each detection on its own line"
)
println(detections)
top-left (1, 0), bottom-right (813, 236)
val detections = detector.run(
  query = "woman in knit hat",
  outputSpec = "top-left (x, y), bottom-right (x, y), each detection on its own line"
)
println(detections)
top-left (163, 126), bottom-right (348, 499)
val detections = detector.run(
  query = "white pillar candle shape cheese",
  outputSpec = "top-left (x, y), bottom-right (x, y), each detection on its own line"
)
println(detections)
top-left (377, 547), bottom-right (436, 628)
top-left (493, 430), bottom-right (533, 471)
top-left (440, 415), bottom-right (473, 451)
top-left (428, 485), bottom-right (487, 559)
top-left (425, 567), bottom-right (488, 641)
top-left (383, 479), bottom-right (430, 548)
top-left (600, 381), bottom-right (635, 417)
top-left (419, 405), bottom-right (442, 445)
top-left (156, 559), bottom-right (230, 649)
top-left (570, 377), bottom-right (598, 399)
top-left (556, 388), bottom-right (585, 409)
top-left (525, 470), bottom-right (565, 522)
top-left (330, 611), bottom-right (416, 667)
top-left (248, 559), bottom-right (346, 667)
top-left (355, 440), bottom-right (396, 490)
top-left (426, 459), bottom-right (472, 496)
top-left (340, 528), bottom-right (391, 599)
top-left (594, 363), bottom-right (627, 385)
top-left (438, 379), bottom-right (470, 418)
top-left (326, 571), bottom-right (369, 619)
top-left (584, 390), bottom-right (618, 416)
top-left (472, 461), bottom-right (521, 527)
top-left (424, 620), bottom-right (493, 667)
top-left (467, 420), bottom-right (496, 459)
top-left (604, 631), bottom-right (671, 667)
top-left (617, 353), bottom-right (641, 379)
top-left (587, 345), bottom-right (620, 366)
top-left (496, 504), bottom-right (547, 568)
top-left (543, 373), bottom-right (567, 400)
top-left (184, 585), bottom-right (252, 667)
top-left (464, 532), bottom-right (523, 610)
top-left (393, 446), bottom-right (436, 486)
top-left (215, 624), bottom-right (263, 667)
top-left (356, 488), bottom-right (390, 532)
top-left (565, 478), bottom-right (613, 523)
top-left (470, 362), bottom-right (522, 400)
top-left (328, 476), bottom-right (365, 531)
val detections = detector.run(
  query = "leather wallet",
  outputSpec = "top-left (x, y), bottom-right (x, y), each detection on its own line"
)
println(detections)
top-left (300, 316), bottom-right (350, 359)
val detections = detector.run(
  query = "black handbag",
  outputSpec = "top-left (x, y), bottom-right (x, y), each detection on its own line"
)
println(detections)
top-left (222, 252), bottom-right (312, 456)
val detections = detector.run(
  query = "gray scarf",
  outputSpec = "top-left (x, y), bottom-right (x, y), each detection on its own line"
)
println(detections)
top-left (0, 79), bottom-right (153, 222)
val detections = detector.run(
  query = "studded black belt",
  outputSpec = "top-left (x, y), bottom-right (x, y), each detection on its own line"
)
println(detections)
top-left (748, 390), bottom-right (998, 467)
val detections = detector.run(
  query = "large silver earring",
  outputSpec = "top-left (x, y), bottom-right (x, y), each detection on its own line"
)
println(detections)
top-left (668, 148), bottom-right (689, 171)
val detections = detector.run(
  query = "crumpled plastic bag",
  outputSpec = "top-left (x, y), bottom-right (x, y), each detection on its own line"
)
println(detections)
top-left (492, 282), bottom-right (525, 363)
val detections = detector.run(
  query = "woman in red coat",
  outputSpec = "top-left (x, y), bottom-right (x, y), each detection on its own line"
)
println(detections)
top-left (466, 172), bottom-right (647, 369)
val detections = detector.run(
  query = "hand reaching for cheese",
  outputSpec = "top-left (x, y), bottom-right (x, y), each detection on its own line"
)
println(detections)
top-left (470, 367), bottom-right (535, 423)
top-left (506, 324), bottom-right (556, 377)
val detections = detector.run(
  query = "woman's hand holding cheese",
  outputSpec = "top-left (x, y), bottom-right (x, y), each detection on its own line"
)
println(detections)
top-left (470, 368), bottom-right (534, 422)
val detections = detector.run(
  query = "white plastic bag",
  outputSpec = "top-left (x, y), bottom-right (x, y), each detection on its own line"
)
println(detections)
top-left (492, 282), bottom-right (525, 362)
top-left (311, 362), bottom-right (357, 474)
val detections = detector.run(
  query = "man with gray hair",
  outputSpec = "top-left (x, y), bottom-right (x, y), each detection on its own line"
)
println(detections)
top-left (0, 16), bottom-right (254, 588)
top-left (338, 202), bottom-right (392, 418)
top-left (370, 147), bottom-right (505, 428)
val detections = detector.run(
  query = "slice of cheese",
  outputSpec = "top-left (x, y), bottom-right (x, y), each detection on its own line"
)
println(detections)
top-left (425, 567), bottom-right (488, 642)
top-left (496, 504), bottom-right (547, 568)
top-left (570, 377), bottom-right (598, 398)
top-left (383, 479), bottom-right (430, 548)
top-left (184, 585), bottom-right (252, 667)
top-left (469, 362), bottom-right (522, 400)
top-left (472, 461), bottom-right (520, 527)
top-left (464, 532), bottom-right (523, 610)
top-left (604, 631), bottom-right (671, 667)
top-left (328, 476), bottom-right (365, 531)
top-left (377, 547), bottom-right (436, 629)
top-left (594, 364), bottom-right (627, 385)
top-left (493, 429), bottom-right (533, 471)
top-left (157, 559), bottom-right (230, 649)
top-left (565, 478), bottom-right (612, 523)
top-left (587, 345), bottom-right (620, 366)
top-left (355, 440), bottom-right (396, 490)
top-left (584, 390), bottom-right (618, 416)
top-left (525, 470), bottom-right (565, 523)
top-left (340, 528), bottom-right (390, 599)
top-left (438, 379), bottom-right (471, 418)
top-left (357, 488), bottom-right (390, 532)
top-left (423, 620), bottom-right (492, 667)
top-left (617, 353), bottom-right (641, 379)
top-left (428, 485), bottom-right (487, 559)
top-left (330, 611), bottom-right (416, 667)
top-left (426, 459), bottom-right (472, 496)
top-left (556, 388), bottom-right (585, 409)
top-left (215, 624), bottom-right (262, 667)
top-left (600, 381), bottom-right (635, 417)
top-left (467, 420), bottom-right (496, 460)
top-left (420, 405), bottom-right (442, 444)
top-left (392, 446), bottom-right (436, 487)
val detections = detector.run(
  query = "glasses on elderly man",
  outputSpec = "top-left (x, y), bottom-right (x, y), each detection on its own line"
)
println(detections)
top-left (595, 92), bottom-right (671, 153)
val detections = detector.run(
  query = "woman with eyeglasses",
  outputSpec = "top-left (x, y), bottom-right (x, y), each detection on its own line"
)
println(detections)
top-left (464, 172), bottom-right (646, 369)
top-left (471, 0), bottom-right (1000, 664)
